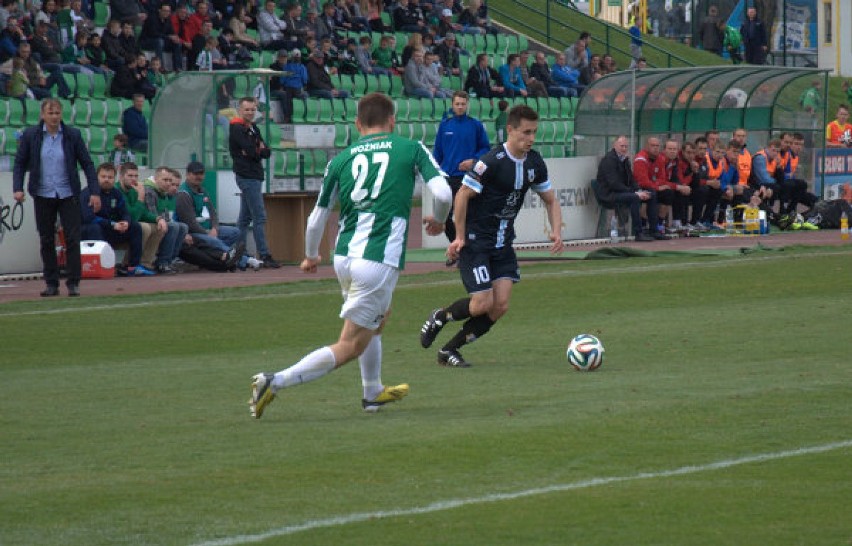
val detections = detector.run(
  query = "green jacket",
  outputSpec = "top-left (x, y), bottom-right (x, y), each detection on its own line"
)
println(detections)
top-left (115, 180), bottom-right (159, 223)
top-left (143, 177), bottom-right (177, 221)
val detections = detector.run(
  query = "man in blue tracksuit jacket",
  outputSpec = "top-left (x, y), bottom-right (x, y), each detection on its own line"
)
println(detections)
top-left (432, 90), bottom-right (491, 254)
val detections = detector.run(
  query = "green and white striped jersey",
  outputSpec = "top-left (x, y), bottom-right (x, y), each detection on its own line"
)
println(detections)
top-left (318, 131), bottom-right (444, 269)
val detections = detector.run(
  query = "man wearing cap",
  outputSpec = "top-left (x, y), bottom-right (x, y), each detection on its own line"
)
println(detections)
top-left (434, 32), bottom-right (460, 76)
top-left (306, 48), bottom-right (349, 99)
top-left (269, 49), bottom-right (308, 123)
top-left (176, 161), bottom-right (261, 270)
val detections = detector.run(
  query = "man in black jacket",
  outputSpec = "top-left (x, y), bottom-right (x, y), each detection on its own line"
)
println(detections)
top-left (229, 97), bottom-right (281, 268)
top-left (12, 98), bottom-right (100, 297)
top-left (463, 53), bottom-right (504, 98)
top-left (596, 135), bottom-right (663, 242)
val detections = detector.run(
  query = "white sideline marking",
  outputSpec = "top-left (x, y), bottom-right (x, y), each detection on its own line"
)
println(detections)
top-left (190, 440), bottom-right (852, 546)
top-left (4, 249), bottom-right (850, 318)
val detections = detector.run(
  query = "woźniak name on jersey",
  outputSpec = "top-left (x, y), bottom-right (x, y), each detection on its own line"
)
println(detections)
top-left (350, 140), bottom-right (393, 155)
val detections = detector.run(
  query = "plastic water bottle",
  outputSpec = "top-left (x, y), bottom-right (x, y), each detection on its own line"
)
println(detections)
top-left (725, 206), bottom-right (734, 234)
top-left (841, 211), bottom-right (849, 240)
top-left (610, 215), bottom-right (619, 243)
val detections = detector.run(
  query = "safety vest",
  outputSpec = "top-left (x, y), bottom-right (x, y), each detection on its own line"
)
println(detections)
top-left (705, 153), bottom-right (724, 179)
top-left (736, 147), bottom-right (751, 185)
top-left (750, 149), bottom-right (777, 185)
top-left (778, 149), bottom-right (798, 178)
top-left (826, 121), bottom-right (852, 145)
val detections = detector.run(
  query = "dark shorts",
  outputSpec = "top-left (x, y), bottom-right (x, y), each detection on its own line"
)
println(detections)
top-left (458, 244), bottom-right (520, 294)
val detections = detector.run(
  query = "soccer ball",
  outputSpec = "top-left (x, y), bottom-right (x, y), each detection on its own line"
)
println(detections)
top-left (566, 334), bottom-right (604, 371)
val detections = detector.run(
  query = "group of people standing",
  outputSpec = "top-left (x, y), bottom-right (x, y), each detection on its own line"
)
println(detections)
top-left (12, 96), bottom-right (281, 297)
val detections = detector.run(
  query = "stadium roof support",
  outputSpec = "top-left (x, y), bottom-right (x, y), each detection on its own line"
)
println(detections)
top-left (573, 66), bottom-right (830, 157)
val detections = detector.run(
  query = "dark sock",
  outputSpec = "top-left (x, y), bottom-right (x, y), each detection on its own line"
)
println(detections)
top-left (442, 315), bottom-right (495, 352)
top-left (437, 297), bottom-right (471, 323)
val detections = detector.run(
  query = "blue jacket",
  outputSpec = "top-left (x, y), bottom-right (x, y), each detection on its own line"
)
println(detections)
top-left (281, 61), bottom-right (308, 89)
top-left (12, 121), bottom-right (98, 198)
top-left (81, 186), bottom-right (130, 227)
top-left (433, 113), bottom-right (491, 177)
top-left (751, 152), bottom-right (776, 186)
top-left (719, 161), bottom-right (739, 191)
top-left (499, 64), bottom-right (526, 93)
top-left (122, 107), bottom-right (148, 147)
top-left (551, 63), bottom-right (580, 87)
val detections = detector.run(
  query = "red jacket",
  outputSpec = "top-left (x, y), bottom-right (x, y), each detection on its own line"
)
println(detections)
top-left (171, 13), bottom-right (200, 46)
top-left (633, 149), bottom-right (667, 191)
top-left (677, 152), bottom-right (695, 186)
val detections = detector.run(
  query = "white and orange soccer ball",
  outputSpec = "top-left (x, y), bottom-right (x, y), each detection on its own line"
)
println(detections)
top-left (566, 334), bottom-right (604, 371)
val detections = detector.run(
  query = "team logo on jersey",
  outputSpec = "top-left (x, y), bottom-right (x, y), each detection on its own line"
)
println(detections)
top-left (473, 161), bottom-right (487, 175)
top-left (527, 169), bottom-right (535, 182)
top-left (496, 151), bottom-right (505, 159)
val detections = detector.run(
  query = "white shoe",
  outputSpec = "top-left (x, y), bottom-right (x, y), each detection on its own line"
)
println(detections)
top-left (246, 257), bottom-right (263, 270)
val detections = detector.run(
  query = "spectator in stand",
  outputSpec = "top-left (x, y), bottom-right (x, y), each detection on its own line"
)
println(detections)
top-left (1, 42), bottom-right (73, 98)
top-left (83, 32), bottom-right (112, 74)
top-left (81, 162), bottom-right (154, 276)
top-left (825, 104), bottom-right (852, 148)
top-left (143, 166), bottom-right (191, 272)
top-left (423, 50), bottom-right (451, 96)
top-left (600, 53), bottom-right (616, 75)
top-left (120, 21), bottom-right (141, 57)
top-left (306, 47), bottom-right (348, 98)
top-left (401, 32), bottom-right (422, 67)
top-left (109, 0), bottom-right (147, 25)
top-left (517, 50), bottom-right (546, 97)
top-left (111, 53), bottom-right (156, 99)
top-left (660, 139), bottom-right (691, 230)
top-left (189, 1), bottom-right (213, 33)
top-left (740, 6), bottom-right (767, 65)
top-left (403, 47), bottom-right (449, 98)
top-left (551, 52), bottom-right (582, 97)
top-left (434, 32), bottom-right (460, 76)
top-left (699, 5), bottom-right (723, 55)
top-left (458, 0), bottom-right (493, 35)
top-left (342, 0), bottom-right (369, 31)
top-left (257, 0), bottom-right (288, 51)
top-left (270, 48), bottom-right (307, 123)
top-left (61, 29), bottom-right (92, 72)
top-left (196, 35), bottom-right (231, 70)
top-left (721, 22), bottom-right (742, 64)
top-left (0, 15), bottom-right (26, 63)
top-left (372, 34), bottom-right (396, 74)
top-left (595, 135), bottom-right (665, 242)
top-left (355, 35), bottom-right (389, 75)
top-left (282, 2), bottom-right (310, 50)
top-left (393, 0), bottom-right (426, 33)
top-left (122, 94), bottom-right (149, 152)
top-left (364, 0), bottom-right (385, 32)
top-left (109, 133), bottom-right (135, 166)
top-left (229, 97), bottom-right (281, 268)
top-left (463, 52), bottom-right (504, 98)
top-left (499, 53), bottom-right (527, 98)
top-left (229, 4), bottom-right (260, 49)
top-left (0, 0), bottom-right (18, 32)
top-left (7, 56), bottom-right (32, 98)
top-left (113, 164), bottom-right (171, 275)
top-left (175, 160), bottom-right (260, 270)
top-left (563, 37), bottom-right (588, 80)
top-left (29, 20), bottom-right (66, 68)
top-left (100, 19), bottom-right (125, 70)
top-left (169, 4), bottom-right (196, 69)
top-left (146, 55), bottom-right (166, 86)
top-left (628, 16), bottom-right (643, 62)
top-left (588, 53), bottom-right (602, 81)
top-left (139, 3), bottom-right (184, 71)
top-left (632, 136), bottom-right (669, 235)
top-left (188, 18), bottom-right (213, 69)
top-left (529, 50), bottom-right (569, 98)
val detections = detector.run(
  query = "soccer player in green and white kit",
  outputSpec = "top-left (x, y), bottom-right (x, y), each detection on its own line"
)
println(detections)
top-left (249, 93), bottom-right (453, 419)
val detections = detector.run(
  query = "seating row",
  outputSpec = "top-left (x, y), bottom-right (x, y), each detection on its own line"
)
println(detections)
top-left (0, 97), bottom-right (138, 128)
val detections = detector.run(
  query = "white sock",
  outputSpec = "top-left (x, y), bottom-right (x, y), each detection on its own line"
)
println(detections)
top-left (359, 334), bottom-right (383, 401)
top-left (272, 346), bottom-right (337, 390)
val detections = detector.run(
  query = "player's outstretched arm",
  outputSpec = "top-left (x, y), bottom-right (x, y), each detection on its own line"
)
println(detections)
top-left (538, 189), bottom-right (565, 254)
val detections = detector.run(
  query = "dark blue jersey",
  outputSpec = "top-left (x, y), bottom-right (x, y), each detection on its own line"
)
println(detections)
top-left (461, 144), bottom-right (551, 249)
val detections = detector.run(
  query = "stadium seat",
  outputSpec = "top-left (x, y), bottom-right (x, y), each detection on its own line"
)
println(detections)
top-left (365, 74), bottom-right (380, 94)
top-left (272, 150), bottom-right (288, 178)
top-left (352, 74), bottom-right (367, 97)
top-left (388, 75), bottom-right (403, 96)
top-left (312, 149), bottom-right (328, 175)
top-left (395, 122), bottom-right (411, 139)
top-left (71, 101), bottom-right (90, 125)
top-left (406, 98), bottom-right (422, 122)
top-left (316, 99), bottom-right (334, 123)
top-left (334, 124), bottom-right (349, 148)
top-left (106, 98), bottom-right (129, 126)
top-left (74, 73), bottom-right (92, 97)
top-left (547, 97), bottom-right (560, 120)
top-left (3, 127), bottom-right (18, 155)
top-left (409, 123), bottom-right (425, 142)
top-left (0, 100), bottom-right (9, 125)
top-left (337, 74), bottom-right (354, 95)
top-left (94, 2), bottom-right (110, 27)
top-left (343, 97), bottom-right (358, 120)
top-left (61, 100), bottom-right (73, 124)
top-left (285, 150), bottom-right (301, 177)
top-left (91, 73), bottom-right (109, 99)
top-left (0, 128), bottom-right (6, 155)
top-left (292, 99), bottom-right (307, 123)
top-left (24, 99), bottom-right (42, 126)
top-left (302, 149), bottom-right (315, 176)
top-left (332, 98), bottom-right (347, 122)
top-left (496, 34), bottom-right (509, 56)
top-left (87, 127), bottom-right (108, 153)
top-left (304, 99), bottom-right (321, 123)
top-left (380, 11), bottom-right (392, 30)
top-left (266, 123), bottom-right (283, 149)
top-left (7, 99), bottom-right (25, 126)
top-left (394, 98), bottom-right (409, 121)
top-left (420, 99), bottom-right (436, 122)
top-left (89, 100), bottom-right (107, 126)
top-left (62, 73), bottom-right (77, 97)
top-left (422, 122), bottom-right (438, 144)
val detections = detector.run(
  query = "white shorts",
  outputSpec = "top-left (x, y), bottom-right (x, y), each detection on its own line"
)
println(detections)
top-left (334, 256), bottom-right (399, 330)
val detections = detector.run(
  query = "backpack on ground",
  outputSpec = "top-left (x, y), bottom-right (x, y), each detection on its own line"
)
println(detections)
top-left (803, 199), bottom-right (852, 228)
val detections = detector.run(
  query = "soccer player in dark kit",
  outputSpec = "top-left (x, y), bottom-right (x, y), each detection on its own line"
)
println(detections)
top-left (419, 104), bottom-right (565, 367)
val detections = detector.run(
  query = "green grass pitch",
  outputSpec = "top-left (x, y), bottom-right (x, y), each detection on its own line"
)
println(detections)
top-left (1, 247), bottom-right (850, 545)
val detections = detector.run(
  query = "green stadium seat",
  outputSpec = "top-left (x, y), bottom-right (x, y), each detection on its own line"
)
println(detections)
top-left (292, 99), bottom-right (307, 123)
top-left (380, 11), bottom-right (392, 30)
top-left (75, 73), bottom-right (92, 97)
top-left (344, 97), bottom-right (358, 120)
top-left (435, 98), bottom-right (451, 120)
top-left (547, 97), bottom-right (560, 120)
top-left (3, 127), bottom-right (18, 155)
top-left (334, 124), bottom-right (349, 148)
top-left (94, 2), bottom-right (110, 27)
top-left (265, 123), bottom-right (283, 149)
top-left (302, 149), bottom-right (315, 176)
top-left (552, 120), bottom-right (569, 143)
top-left (388, 75), bottom-right (403, 96)
top-left (332, 98), bottom-right (347, 122)
top-left (518, 35), bottom-right (529, 52)
top-left (349, 122), bottom-right (359, 142)
top-left (62, 73), bottom-right (77, 97)
top-left (91, 73), bottom-right (109, 99)
top-left (304, 98), bottom-right (321, 123)
top-left (496, 34), bottom-right (509, 56)
top-left (365, 74), bottom-right (380, 94)
top-left (7, 99), bottom-right (25, 126)
top-left (478, 97), bottom-right (494, 121)
top-left (24, 99), bottom-right (42, 126)
top-left (423, 122), bottom-right (438, 144)
top-left (0, 128), bottom-right (6, 156)
top-left (394, 98), bottom-right (409, 121)
top-left (89, 100), bottom-right (107, 126)
top-left (272, 150), bottom-right (288, 178)
top-left (395, 122), bottom-right (411, 139)
top-left (0, 100), bottom-right (9, 125)
top-left (60, 99), bottom-right (73, 124)
top-left (337, 74), bottom-right (355, 95)
top-left (409, 123), bottom-right (426, 142)
top-left (537, 121), bottom-right (555, 144)
top-left (420, 98), bottom-right (436, 122)
top-left (106, 98), bottom-right (129, 126)
top-left (352, 74), bottom-right (367, 97)
top-left (314, 98), bottom-right (333, 123)
top-left (71, 101), bottom-right (90, 125)
top-left (534, 97), bottom-right (549, 119)
top-left (312, 149), bottom-right (328, 175)
top-left (86, 127), bottom-right (108, 153)
top-left (285, 150), bottom-right (301, 177)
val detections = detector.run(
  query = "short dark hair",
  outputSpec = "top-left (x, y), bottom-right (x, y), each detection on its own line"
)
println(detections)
top-left (506, 104), bottom-right (538, 128)
top-left (97, 162), bottom-right (116, 175)
top-left (119, 162), bottom-right (139, 175)
top-left (357, 92), bottom-right (395, 128)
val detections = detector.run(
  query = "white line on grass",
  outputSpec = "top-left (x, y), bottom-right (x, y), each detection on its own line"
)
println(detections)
top-left (4, 249), bottom-right (851, 318)
top-left (191, 439), bottom-right (852, 546)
